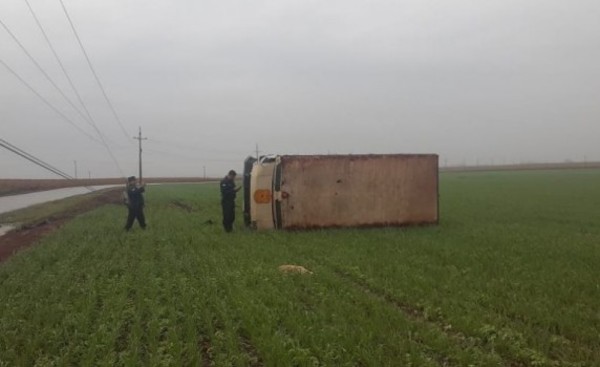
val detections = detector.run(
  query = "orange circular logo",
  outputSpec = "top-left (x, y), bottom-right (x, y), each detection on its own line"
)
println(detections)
top-left (254, 189), bottom-right (272, 204)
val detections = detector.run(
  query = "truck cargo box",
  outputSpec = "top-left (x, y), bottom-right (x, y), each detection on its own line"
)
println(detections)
top-left (243, 154), bottom-right (438, 230)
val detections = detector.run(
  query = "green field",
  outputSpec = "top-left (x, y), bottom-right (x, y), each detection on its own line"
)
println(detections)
top-left (1, 170), bottom-right (599, 366)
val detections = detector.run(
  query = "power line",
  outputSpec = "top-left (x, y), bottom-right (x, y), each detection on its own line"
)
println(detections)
top-left (22, 0), bottom-right (125, 178)
top-left (0, 138), bottom-right (73, 179)
top-left (58, 0), bottom-right (131, 141)
top-left (0, 16), bottom-right (95, 132)
top-left (1, 138), bottom-right (95, 192)
top-left (23, 0), bottom-right (99, 133)
top-left (2, 55), bottom-right (123, 179)
top-left (0, 58), bottom-right (100, 143)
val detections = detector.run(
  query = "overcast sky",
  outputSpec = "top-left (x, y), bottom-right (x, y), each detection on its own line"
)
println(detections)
top-left (1, 0), bottom-right (599, 178)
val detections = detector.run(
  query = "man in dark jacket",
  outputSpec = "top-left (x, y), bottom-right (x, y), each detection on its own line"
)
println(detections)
top-left (220, 170), bottom-right (240, 232)
top-left (125, 176), bottom-right (146, 231)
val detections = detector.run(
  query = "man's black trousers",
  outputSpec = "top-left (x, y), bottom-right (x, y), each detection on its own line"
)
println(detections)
top-left (125, 206), bottom-right (146, 230)
top-left (222, 200), bottom-right (235, 232)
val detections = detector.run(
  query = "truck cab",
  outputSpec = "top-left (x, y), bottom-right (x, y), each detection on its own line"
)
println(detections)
top-left (243, 156), bottom-right (277, 229)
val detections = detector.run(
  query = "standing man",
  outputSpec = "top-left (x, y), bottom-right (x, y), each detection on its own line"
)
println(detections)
top-left (125, 176), bottom-right (147, 231)
top-left (220, 169), bottom-right (240, 232)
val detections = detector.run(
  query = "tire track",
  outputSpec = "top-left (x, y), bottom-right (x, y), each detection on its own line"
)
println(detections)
top-left (197, 333), bottom-right (214, 367)
top-left (238, 330), bottom-right (263, 367)
top-left (328, 266), bottom-right (470, 367)
top-left (328, 264), bottom-right (566, 367)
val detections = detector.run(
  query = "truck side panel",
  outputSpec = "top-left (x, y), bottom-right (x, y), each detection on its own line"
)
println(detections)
top-left (277, 155), bottom-right (438, 229)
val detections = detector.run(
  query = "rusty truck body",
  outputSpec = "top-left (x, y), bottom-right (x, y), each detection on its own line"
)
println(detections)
top-left (243, 154), bottom-right (439, 230)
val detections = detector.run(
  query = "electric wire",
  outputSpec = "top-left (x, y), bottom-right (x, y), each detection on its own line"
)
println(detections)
top-left (58, 0), bottom-right (131, 141)
top-left (0, 58), bottom-right (101, 143)
top-left (23, 0), bottom-right (103, 135)
top-left (3, 4), bottom-right (238, 178)
top-left (1, 138), bottom-right (96, 192)
top-left (22, 0), bottom-right (126, 178)
top-left (0, 16), bottom-right (95, 132)
top-left (0, 138), bottom-right (73, 179)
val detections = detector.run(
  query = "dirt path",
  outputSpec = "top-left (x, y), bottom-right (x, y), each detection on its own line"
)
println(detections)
top-left (0, 189), bottom-right (121, 263)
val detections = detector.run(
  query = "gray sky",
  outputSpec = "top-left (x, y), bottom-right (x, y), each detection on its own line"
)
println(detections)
top-left (1, 0), bottom-right (599, 178)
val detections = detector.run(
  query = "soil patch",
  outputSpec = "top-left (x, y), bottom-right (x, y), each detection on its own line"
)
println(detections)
top-left (0, 189), bottom-right (121, 263)
top-left (169, 199), bottom-right (194, 213)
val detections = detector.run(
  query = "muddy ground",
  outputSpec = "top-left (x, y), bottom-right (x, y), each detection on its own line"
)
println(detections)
top-left (0, 189), bottom-right (121, 263)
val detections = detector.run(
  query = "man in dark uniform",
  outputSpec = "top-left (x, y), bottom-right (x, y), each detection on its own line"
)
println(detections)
top-left (220, 170), bottom-right (240, 232)
top-left (125, 176), bottom-right (147, 231)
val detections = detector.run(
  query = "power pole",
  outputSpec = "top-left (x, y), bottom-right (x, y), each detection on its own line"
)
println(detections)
top-left (133, 126), bottom-right (147, 181)
top-left (203, 165), bottom-right (206, 180)
top-left (255, 143), bottom-right (260, 161)
top-left (74, 160), bottom-right (78, 178)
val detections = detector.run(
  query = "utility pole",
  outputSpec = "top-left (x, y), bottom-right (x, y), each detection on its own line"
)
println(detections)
top-left (255, 143), bottom-right (260, 161)
top-left (203, 165), bottom-right (206, 180)
top-left (133, 126), bottom-right (147, 182)
top-left (74, 160), bottom-right (78, 178)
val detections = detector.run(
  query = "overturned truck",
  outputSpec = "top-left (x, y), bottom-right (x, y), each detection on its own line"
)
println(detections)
top-left (243, 154), bottom-right (439, 230)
